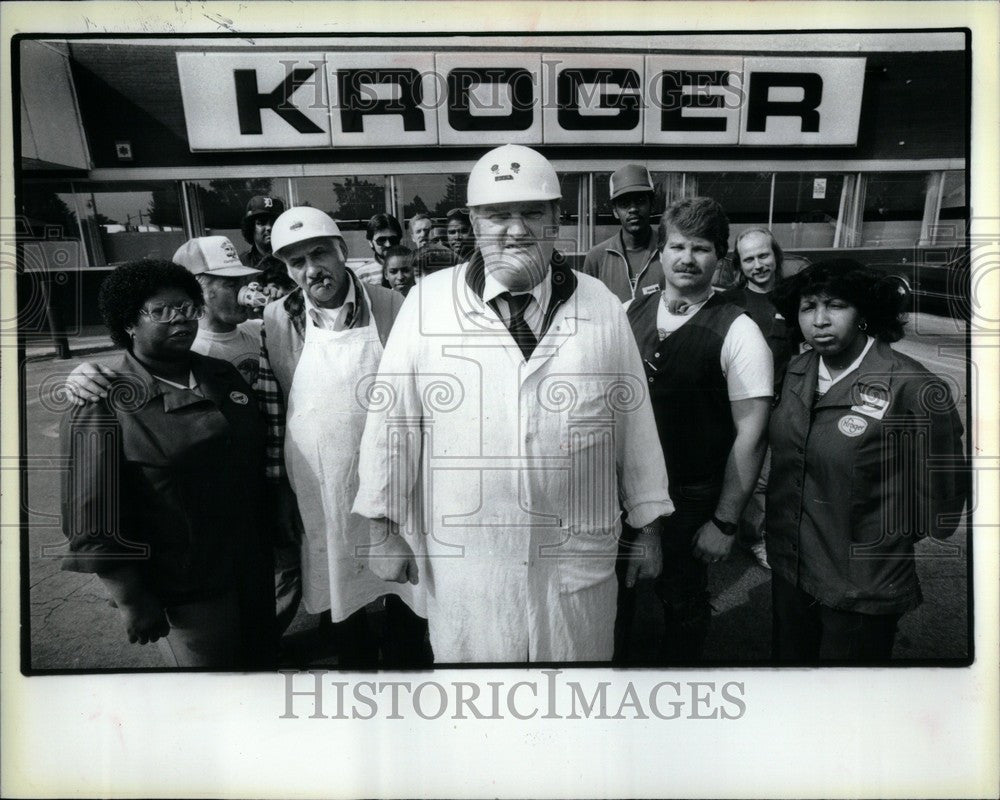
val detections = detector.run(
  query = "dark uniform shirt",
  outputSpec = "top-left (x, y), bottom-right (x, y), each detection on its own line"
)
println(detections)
top-left (766, 340), bottom-right (967, 615)
top-left (61, 350), bottom-right (274, 662)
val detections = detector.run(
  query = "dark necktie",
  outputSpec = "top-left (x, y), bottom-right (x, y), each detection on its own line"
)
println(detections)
top-left (499, 291), bottom-right (537, 361)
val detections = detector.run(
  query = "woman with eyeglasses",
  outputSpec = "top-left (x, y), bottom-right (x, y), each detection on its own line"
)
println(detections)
top-left (60, 259), bottom-right (275, 669)
top-left (767, 259), bottom-right (967, 663)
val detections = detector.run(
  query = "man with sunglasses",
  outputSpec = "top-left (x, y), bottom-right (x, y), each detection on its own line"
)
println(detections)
top-left (355, 213), bottom-right (404, 286)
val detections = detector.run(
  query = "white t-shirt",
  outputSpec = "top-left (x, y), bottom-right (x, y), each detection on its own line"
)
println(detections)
top-left (654, 293), bottom-right (774, 401)
top-left (191, 319), bottom-right (262, 387)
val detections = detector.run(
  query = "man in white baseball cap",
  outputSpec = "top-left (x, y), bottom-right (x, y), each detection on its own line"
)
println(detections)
top-left (65, 235), bottom-right (264, 390)
top-left (258, 205), bottom-right (427, 668)
top-left (354, 145), bottom-right (672, 663)
top-left (61, 235), bottom-right (300, 633)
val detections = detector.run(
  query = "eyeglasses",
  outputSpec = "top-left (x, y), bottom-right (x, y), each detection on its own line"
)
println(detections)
top-left (374, 235), bottom-right (401, 247)
top-left (139, 302), bottom-right (206, 323)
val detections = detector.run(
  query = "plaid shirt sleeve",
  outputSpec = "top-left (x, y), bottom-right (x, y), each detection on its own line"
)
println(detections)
top-left (255, 322), bottom-right (287, 483)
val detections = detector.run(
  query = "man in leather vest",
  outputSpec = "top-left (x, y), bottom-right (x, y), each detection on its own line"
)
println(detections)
top-left (618, 197), bottom-right (773, 663)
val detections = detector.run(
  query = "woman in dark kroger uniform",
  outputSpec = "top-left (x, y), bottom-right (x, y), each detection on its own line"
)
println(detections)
top-left (767, 259), bottom-right (967, 663)
top-left (61, 259), bottom-right (275, 668)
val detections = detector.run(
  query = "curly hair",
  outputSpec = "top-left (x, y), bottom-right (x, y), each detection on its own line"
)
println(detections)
top-left (657, 197), bottom-right (730, 258)
top-left (98, 259), bottom-right (204, 349)
top-left (733, 227), bottom-right (784, 287)
top-left (774, 258), bottom-right (909, 344)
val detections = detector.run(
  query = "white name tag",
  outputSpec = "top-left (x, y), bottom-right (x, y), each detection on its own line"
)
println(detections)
top-left (850, 384), bottom-right (890, 420)
top-left (642, 285), bottom-right (659, 296)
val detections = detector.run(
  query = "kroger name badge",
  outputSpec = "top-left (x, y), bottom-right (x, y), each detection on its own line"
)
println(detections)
top-left (229, 391), bottom-right (249, 405)
top-left (838, 414), bottom-right (868, 437)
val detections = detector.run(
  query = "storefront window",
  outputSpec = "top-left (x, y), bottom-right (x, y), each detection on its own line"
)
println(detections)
top-left (188, 178), bottom-right (281, 250)
top-left (772, 173), bottom-right (845, 249)
top-left (295, 175), bottom-right (388, 258)
top-left (860, 171), bottom-right (930, 247)
top-left (398, 174), bottom-right (468, 222)
top-left (936, 170), bottom-right (966, 242)
top-left (76, 182), bottom-right (186, 266)
top-left (18, 181), bottom-right (86, 273)
top-left (556, 172), bottom-right (583, 254)
top-left (19, 182), bottom-right (80, 240)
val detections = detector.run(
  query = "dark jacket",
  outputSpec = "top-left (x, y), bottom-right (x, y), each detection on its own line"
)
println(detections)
top-left (721, 285), bottom-right (793, 390)
top-left (61, 350), bottom-right (274, 663)
top-left (766, 340), bottom-right (968, 615)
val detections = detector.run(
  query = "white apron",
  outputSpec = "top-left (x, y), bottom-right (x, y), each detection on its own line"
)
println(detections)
top-left (284, 292), bottom-right (416, 621)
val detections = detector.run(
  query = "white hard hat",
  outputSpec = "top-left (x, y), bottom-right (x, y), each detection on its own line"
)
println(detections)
top-left (271, 206), bottom-right (345, 256)
top-left (467, 144), bottom-right (561, 207)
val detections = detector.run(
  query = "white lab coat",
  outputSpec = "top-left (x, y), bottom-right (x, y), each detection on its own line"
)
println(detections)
top-left (353, 264), bottom-right (671, 662)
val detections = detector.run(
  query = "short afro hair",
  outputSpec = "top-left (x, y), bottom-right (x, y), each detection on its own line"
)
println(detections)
top-left (774, 258), bottom-right (909, 345)
top-left (657, 197), bottom-right (730, 259)
top-left (98, 259), bottom-right (204, 349)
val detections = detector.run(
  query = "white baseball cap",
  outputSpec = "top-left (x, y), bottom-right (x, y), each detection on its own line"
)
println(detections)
top-left (173, 236), bottom-right (260, 277)
top-left (466, 144), bottom-right (561, 207)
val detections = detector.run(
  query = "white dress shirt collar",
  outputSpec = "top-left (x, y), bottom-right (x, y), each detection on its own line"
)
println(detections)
top-left (302, 275), bottom-right (356, 331)
top-left (817, 335), bottom-right (876, 395)
top-left (482, 267), bottom-right (552, 338)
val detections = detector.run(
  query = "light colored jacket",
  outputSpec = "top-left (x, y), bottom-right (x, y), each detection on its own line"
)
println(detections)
top-left (353, 257), bottom-right (672, 662)
top-left (581, 230), bottom-right (662, 304)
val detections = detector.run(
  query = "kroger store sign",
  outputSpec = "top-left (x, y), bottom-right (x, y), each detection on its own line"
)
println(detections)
top-left (176, 51), bottom-right (866, 150)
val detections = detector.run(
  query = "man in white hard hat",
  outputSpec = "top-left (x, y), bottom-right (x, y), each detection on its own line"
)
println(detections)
top-left (582, 164), bottom-right (662, 304)
top-left (258, 206), bottom-right (428, 668)
top-left (353, 144), bottom-right (672, 663)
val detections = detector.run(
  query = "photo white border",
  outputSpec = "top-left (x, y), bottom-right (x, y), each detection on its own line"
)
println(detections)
top-left (2, 2), bottom-right (997, 797)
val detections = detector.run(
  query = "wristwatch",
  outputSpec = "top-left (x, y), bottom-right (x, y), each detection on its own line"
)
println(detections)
top-left (711, 515), bottom-right (738, 537)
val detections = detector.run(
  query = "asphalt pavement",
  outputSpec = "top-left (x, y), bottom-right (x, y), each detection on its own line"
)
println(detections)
top-left (19, 313), bottom-right (971, 671)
